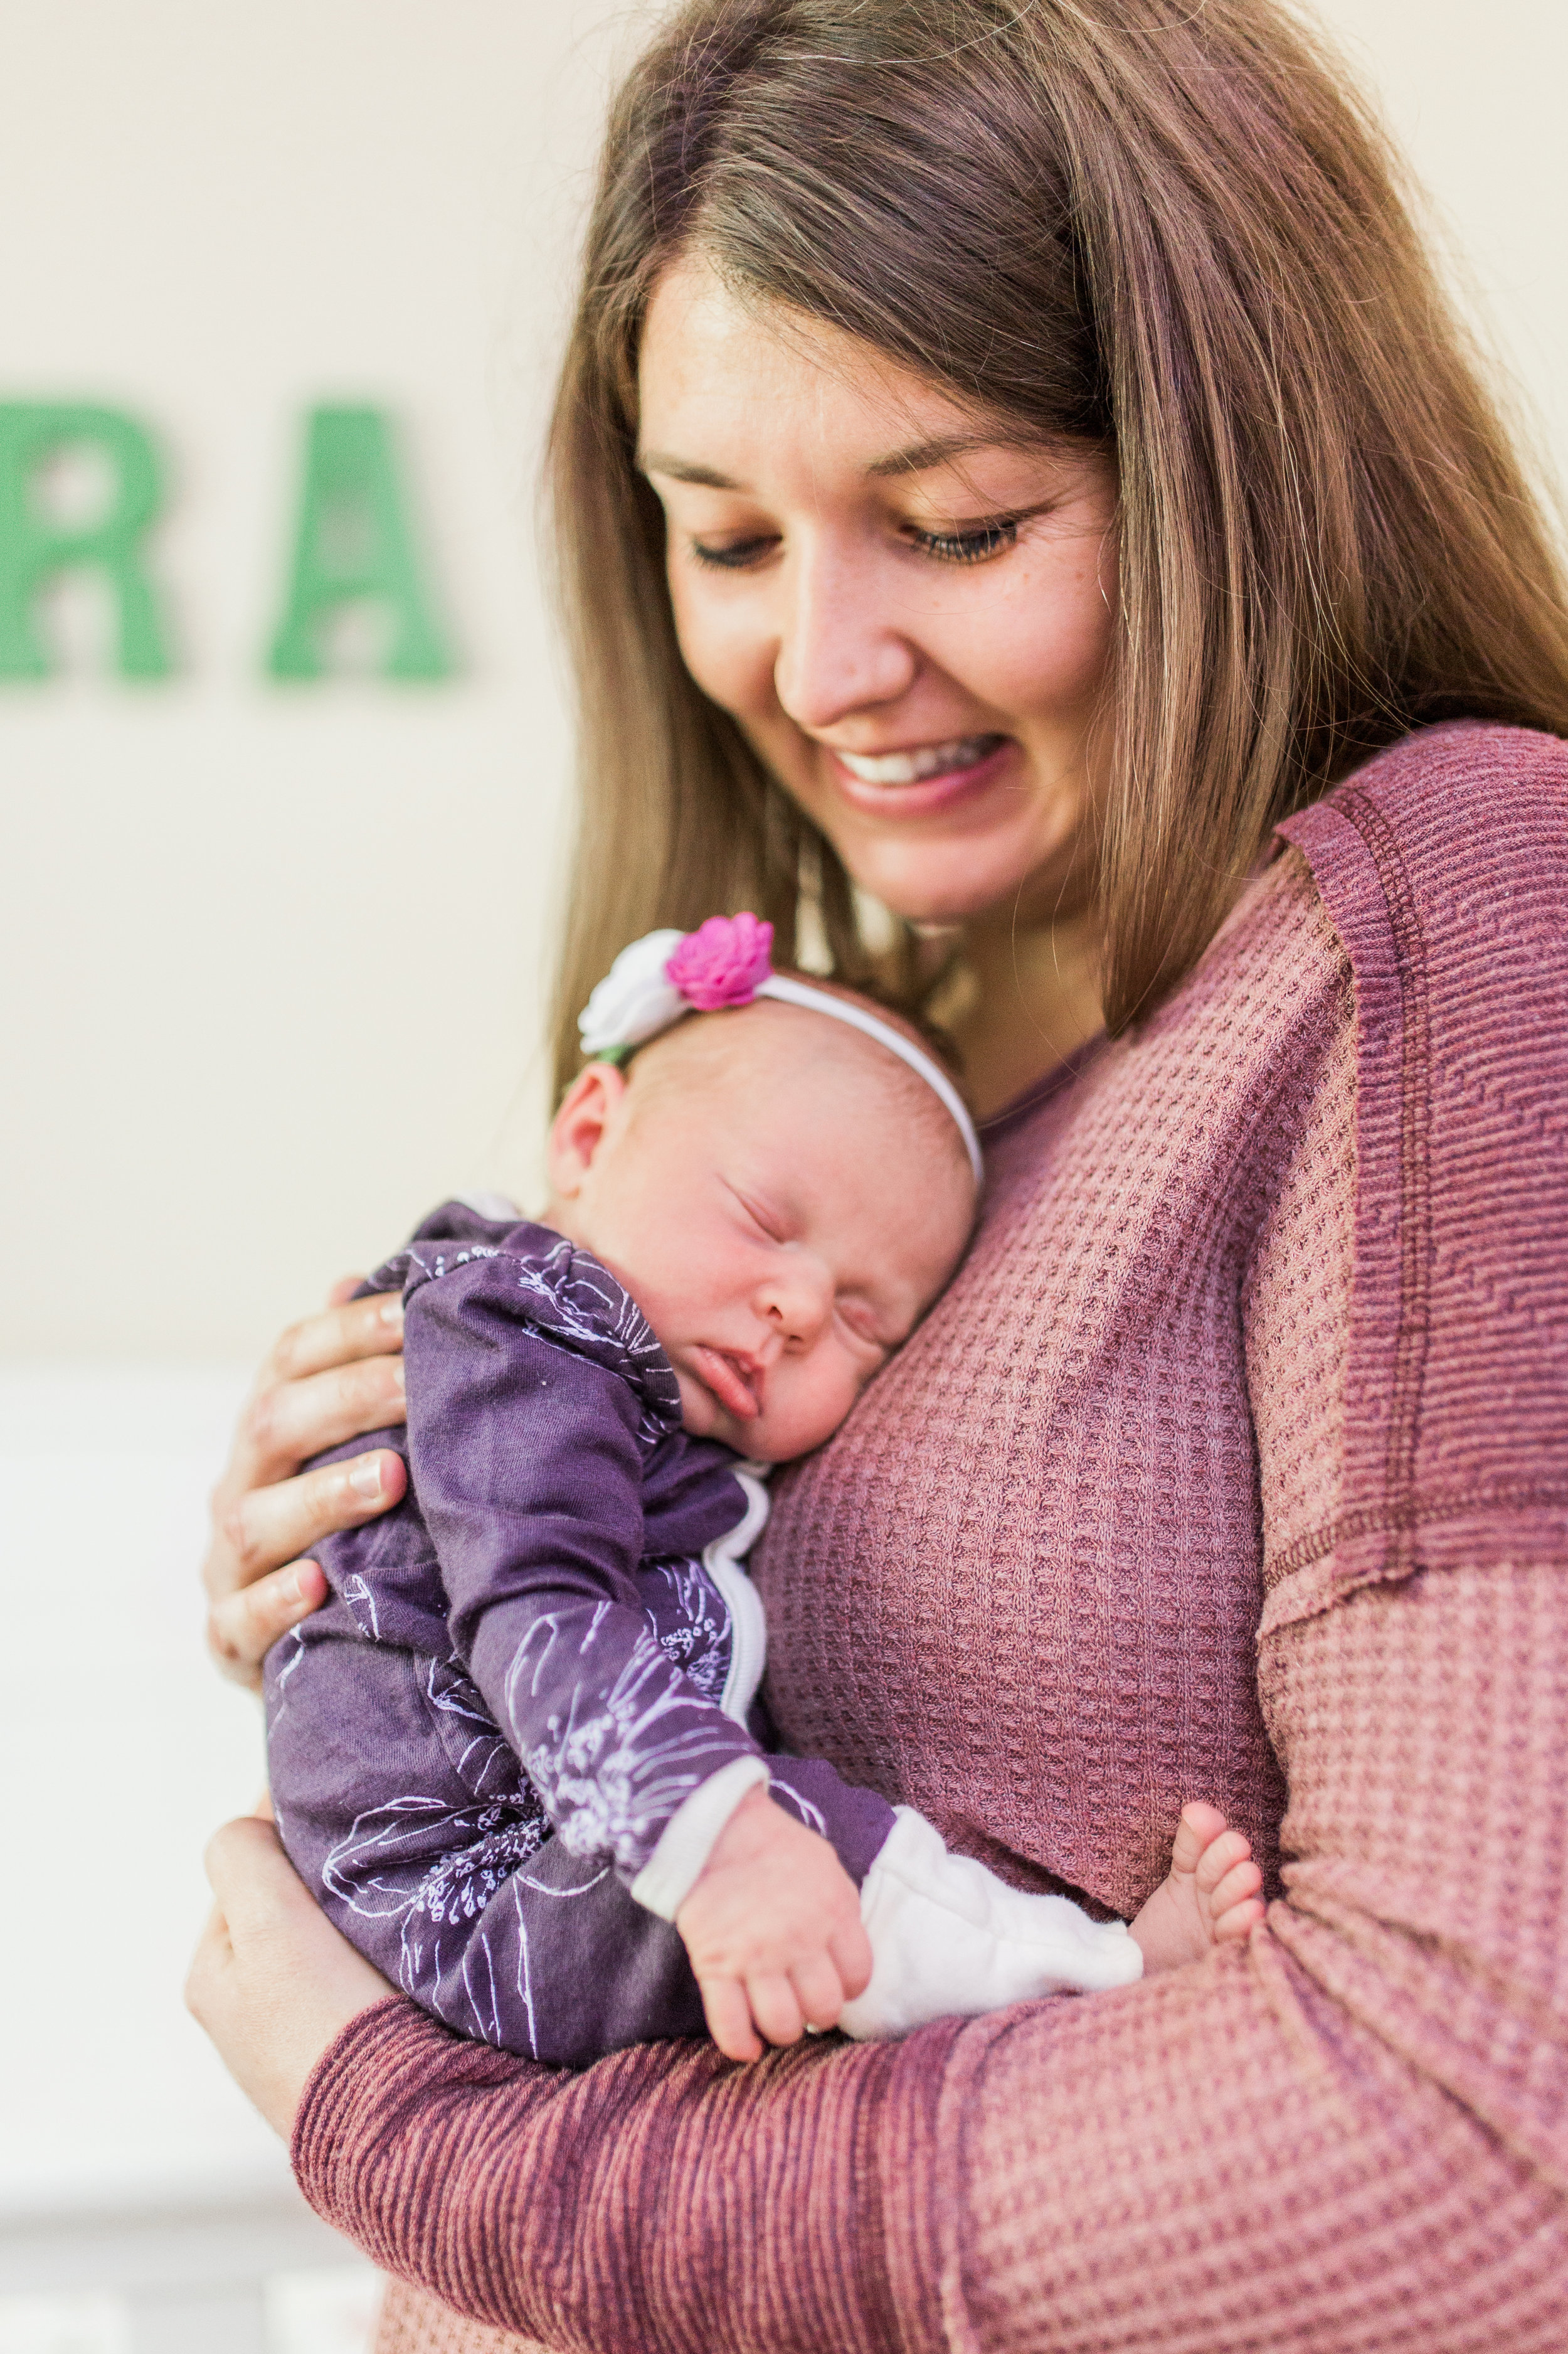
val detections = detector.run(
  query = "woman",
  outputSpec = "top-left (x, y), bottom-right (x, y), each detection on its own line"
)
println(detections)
top-left (189, 2), bottom-right (1568, 2347)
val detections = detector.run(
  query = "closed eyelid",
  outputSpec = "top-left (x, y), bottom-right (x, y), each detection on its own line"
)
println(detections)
top-left (835, 1292), bottom-right (897, 1350)
top-left (723, 1179), bottom-right (796, 1240)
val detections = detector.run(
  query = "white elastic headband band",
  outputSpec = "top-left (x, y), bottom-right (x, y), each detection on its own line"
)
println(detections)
top-left (754, 974), bottom-right (983, 1184)
top-left (576, 920), bottom-right (984, 1185)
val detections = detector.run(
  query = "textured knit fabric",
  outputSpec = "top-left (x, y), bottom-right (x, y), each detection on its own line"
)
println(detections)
top-left (294, 725), bottom-right (1568, 2353)
top-left (267, 1208), bottom-right (892, 2064)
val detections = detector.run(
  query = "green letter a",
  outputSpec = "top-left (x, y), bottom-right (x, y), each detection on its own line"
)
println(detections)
top-left (267, 407), bottom-right (453, 681)
top-left (0, 404), bottom-right (172, 679)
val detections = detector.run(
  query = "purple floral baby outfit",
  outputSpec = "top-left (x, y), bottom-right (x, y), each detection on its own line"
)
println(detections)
top-left (265, 1201), bottom-right (893, 2065)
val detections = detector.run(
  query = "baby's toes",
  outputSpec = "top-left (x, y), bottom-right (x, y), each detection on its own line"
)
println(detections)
top-left (1193, 1826), bottom-right (1253, 1895)
top-left (1212, 1890), bottom-right (1266, 1945)
top-left (1207, 1855), bottom-right (1263, 1925)
top-left (1169, 1801), bottom-right (1230, 1876)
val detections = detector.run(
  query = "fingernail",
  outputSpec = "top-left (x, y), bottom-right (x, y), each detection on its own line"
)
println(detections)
top-left (285, 1567), bottom-right (306, 1602)
top-left (391, 1361), bottom-right (406, 1394)
top-left (378, 1299), bottom-right (405, 1329)
top-left (348, 1458), bottom-right (384, 1501)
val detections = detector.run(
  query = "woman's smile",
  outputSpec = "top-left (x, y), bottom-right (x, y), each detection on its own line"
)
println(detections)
top-left (821, 732), bottom-right (1017, 819)
top-left (831, 732), bottom-right (1004, 787)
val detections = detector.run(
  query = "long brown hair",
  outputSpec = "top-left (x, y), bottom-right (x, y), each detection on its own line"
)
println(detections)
top-left (546, 0), bottom-right (1568, 1094)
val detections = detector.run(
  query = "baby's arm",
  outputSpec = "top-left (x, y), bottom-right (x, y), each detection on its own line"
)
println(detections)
top-left (404, 1256), bottom-right (768, 1883)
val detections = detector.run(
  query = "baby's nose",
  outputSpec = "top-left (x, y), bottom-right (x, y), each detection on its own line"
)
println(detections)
top-left (761, 1261), bottom-right (832, 1343)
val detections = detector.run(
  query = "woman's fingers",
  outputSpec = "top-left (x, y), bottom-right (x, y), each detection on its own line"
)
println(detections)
top-left (263, 1291), bottom-right (405, 1388)
top-left (220, 1351), bottom-right (407, 1511)
top-left (203, 1449), bottom-right (406, 1682)
top-left (208, 1294), bottom-right (406, 1553)
top-left (206, 1558), bottom-right (328, 1691)
top-left (201, 1811), bottom-right (312, 1925)
top-left (207, 1444), bottom-right (407, 1600)
top-left (200, 1289), bottom-right (408, 1676)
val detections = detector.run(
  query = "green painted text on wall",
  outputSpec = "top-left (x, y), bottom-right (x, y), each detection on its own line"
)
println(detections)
top-left (0, 399), bottom-right (455, 682)
top-left (0, 403), bottom-right (172, 679)
top-left (268, 407), bottom-right (452, 681)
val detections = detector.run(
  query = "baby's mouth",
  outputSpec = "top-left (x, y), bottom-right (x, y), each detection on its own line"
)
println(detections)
top-left (691, 1345), bottom-right (763, 1421)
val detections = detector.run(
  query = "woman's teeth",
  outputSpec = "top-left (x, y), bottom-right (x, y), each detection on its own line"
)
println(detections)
top-left (834, 735), bottom-right (1000, 786)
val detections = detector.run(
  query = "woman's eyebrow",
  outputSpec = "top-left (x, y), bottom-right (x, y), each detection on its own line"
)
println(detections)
top-left (638, 432), bottom-right (1050, 489)
top-left (865, 431), bottom-right (1042, 479)
top-left (637, 450), bottom-right (741, 488)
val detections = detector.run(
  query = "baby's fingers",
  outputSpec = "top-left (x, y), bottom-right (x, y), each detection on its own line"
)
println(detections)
top-left (699, 1975), bottom-right (762, 2064)
top-left (747, 1973), bottom-right (805, 2049)
top-left (789, 1951), bottom-right (848, 2033)
top-left (829, 1914), bottom-right (873, 2003)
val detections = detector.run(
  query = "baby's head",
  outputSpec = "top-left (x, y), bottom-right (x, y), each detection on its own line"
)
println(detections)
top-left (545, 953), bottom-right (977, 1464)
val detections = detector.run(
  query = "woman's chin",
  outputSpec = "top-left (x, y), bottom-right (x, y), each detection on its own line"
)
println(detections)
top-left (841, 841), bottom-right (1061, 931)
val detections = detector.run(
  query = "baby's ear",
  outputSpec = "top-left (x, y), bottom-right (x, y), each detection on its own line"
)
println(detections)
top-left (547, 1062), bottom-right (629, 1196)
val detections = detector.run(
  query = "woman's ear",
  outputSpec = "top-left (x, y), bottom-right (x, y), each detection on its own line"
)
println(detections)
top-left (548, 1062), bottom-right (629, 1201)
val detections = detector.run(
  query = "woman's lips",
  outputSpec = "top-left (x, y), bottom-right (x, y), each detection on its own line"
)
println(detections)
top-left (825, 732), bottom-right (1014, 816)
top-left (691, 1345), bottom-right (762, 1421)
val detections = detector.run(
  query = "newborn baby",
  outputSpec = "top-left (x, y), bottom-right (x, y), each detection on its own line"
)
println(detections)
top-left (266, 917), bottom-right (1263, 2066)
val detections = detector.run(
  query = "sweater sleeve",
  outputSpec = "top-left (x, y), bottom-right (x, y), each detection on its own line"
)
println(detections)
top-left (403, 1254), bottom-right (759, 1883)
top-left (294, 743), bottom-right (1568, 2350)
top-left (296, 1551), bottom-right (1567, 2351)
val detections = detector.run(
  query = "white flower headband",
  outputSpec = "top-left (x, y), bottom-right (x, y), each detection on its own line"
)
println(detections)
top-left (578, 913), bottom-right (983, 1185)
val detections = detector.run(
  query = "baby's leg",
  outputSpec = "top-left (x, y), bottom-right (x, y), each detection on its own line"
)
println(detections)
top-left (267, 1619), bottom-right (705, 2064)
top-left (761, 1759), bottom-right (1144, 2039)
top-left (405, 1833), bottom-right (707, 2064)
top-left (1129, 1801), bottom-right (1266, 1974)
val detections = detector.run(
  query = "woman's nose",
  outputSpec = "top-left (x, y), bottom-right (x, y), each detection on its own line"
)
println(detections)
top-left (771, 540), bottom-right (918, 731)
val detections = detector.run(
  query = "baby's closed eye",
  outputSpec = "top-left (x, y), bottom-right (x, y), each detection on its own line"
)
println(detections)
top-left (834, 1294), bottom-right (893, 1353)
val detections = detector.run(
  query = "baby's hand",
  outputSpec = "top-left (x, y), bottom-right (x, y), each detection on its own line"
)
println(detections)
top-left (675, 1786), bottom-right (872, 2061)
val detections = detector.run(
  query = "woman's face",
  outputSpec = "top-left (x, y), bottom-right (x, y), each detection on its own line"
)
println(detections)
top-left (637, 257), bottom-right (1120, 929)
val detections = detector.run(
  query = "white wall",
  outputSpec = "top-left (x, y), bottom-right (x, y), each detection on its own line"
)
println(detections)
top-left (0, 0), bottom-right (651, 1359)
top-left (2, 0), bottom-right (1564, 1363)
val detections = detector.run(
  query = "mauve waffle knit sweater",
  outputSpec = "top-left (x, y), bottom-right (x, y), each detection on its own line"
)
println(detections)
top-left (294, 723), bottom-right (1568, 2354)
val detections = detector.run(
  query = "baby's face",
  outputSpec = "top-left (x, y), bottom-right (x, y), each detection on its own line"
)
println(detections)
top-left (546, 1004), bottom-right (975, 1461)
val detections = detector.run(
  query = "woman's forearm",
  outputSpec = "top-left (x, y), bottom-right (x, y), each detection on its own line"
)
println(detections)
top-left (292, 1557), bottom-right (1568, 2353)
top-left (295, 2003), bottom-right (956, 2351)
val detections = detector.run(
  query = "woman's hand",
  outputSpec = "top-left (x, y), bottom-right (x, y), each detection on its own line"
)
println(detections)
top-left (186, 1811), bottom-right (393, 2140)
top-left (204, 1279), bottom-right (408, 1688)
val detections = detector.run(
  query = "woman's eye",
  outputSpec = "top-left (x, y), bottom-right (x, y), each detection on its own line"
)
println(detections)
top-left (907, 518), bottom-right (1020, 566)
top-left (689, 534), bottom-right (778, 572)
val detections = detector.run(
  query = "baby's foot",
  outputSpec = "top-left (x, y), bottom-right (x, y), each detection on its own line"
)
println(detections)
top-left (1130, 1802), bottom-right (1264, 1975)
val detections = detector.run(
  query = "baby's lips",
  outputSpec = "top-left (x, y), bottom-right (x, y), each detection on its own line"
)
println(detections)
top-left (692, 1345), bottom-right (763, 1420)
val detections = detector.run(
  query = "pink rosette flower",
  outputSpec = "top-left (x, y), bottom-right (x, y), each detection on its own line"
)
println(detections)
top-left (665, 912), bottom-right (775, 1011)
